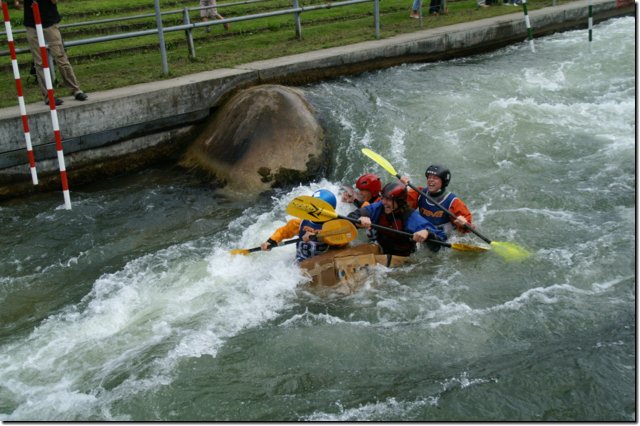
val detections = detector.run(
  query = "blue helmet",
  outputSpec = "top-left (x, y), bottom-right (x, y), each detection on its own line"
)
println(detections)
top-left (312, 189), bottom-right (337, 208)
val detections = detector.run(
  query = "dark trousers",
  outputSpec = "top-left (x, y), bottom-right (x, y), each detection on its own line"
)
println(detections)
top-left (428, 0), bottom-right (442, 14)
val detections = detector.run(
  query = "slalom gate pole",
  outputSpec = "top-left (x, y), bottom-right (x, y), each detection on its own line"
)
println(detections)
top-left (589, 0), bottom-right (593, 46)
top-left (33, 1), bottom-right (71, 209)
top-left (2, 0), bottom-right (38, 184)
top-left (521, 0), bottom-right (535, 53)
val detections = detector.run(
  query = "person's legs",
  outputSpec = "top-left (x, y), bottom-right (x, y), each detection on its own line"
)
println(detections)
top-left (25, 27), bottom-right (48, 98)
top-left (201, 0), bottom-right (214, 31)
top-left (208, 0), bottom-right (229, 30)
top-left (428, 0), bottom-right (441, 14)
top-left (213, 0), bottom-right (229, 31)
top-left (410, 0), bottom-right (421, 18)
top-left (214, 13), bottom-right (229, 30)
top-left (43, 25), bottom-right (83, 96)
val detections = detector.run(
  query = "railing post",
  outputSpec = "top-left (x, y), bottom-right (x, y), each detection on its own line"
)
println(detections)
top-left (183, 7), bottom-right (196, 58)
top-left (292, 0), bottom-right (302, 40)
top-left (154, 0), bottom-right (169, 75)
top-left (373, 0), bottom-right (380, 39)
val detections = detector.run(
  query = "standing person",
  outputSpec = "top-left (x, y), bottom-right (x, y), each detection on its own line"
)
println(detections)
top-left (260, 189), bottom-right (339, 262)
top-left (410, 0), bottom-right (421, 18)
top-left (19, 0), bottom-right (88, 105)
top-left (427, 0), bottom-right (443, 15)
top-left (348, 182), bottom-right (446, 257)
top-left (410, 0), bottom-right (442, 18)
top-left (200, 0), bottom-right (229, 32)
top-left (341, 173), bottom-right (382, 208)
top-left (403, 164), bottom-right (474, 237)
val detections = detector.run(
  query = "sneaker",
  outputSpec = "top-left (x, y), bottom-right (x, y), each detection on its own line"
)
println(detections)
top-left (74, 91), bottom-right (88, 101)
top-left (409, 11), bottom-right (420, 18)
top-left (44, 97), bottom-right (63, 106)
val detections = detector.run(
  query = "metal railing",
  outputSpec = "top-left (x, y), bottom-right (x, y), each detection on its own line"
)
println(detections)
top-left (1, 0), bottom-right (381, 75)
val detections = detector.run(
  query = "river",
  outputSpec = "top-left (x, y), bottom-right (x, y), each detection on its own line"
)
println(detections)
top-left (0, 16), bottom-right (635, 421)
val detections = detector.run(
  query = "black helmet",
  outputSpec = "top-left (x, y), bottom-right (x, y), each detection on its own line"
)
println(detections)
top-left (381, 182), bottom-right (407, 202)
top-left (425, 164), bottom-right (451, 188)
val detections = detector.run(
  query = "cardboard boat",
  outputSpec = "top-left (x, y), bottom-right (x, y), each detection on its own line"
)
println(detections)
top-left (299, 243), bottom-right (410, 295)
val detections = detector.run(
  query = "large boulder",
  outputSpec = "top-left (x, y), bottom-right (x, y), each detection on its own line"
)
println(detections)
top-left (180, 84), bottom-right (328, 195)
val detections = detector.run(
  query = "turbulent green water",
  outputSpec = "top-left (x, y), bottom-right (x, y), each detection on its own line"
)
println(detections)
top-left (0, 17), bottom-right (635, 421)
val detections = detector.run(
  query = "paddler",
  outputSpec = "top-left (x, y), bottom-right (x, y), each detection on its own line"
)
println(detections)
top-left (401, 164), bottom-right (474, 237)
top-left (340, 173), bottom-right (382, 208)
top-left (260, 189), bottom-right (342, 261)
top-left (348, 182), bottom-right (446, 256)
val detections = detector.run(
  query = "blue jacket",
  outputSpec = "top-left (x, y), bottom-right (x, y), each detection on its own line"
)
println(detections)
top-left (350, 201), bottom-right (447, 255)
top-left (361, 201), bottom-right (446, 239)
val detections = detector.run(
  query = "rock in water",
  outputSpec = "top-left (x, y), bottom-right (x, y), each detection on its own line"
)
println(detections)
top-left (180, 84), bottom-right (328, 195)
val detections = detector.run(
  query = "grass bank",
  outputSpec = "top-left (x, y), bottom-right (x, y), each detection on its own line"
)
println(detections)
top-left (0, 0), bottom-right (574, 108)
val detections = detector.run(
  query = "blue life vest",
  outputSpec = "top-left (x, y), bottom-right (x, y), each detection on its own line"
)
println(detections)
top-left (417, 192), bottom-right (458, 235)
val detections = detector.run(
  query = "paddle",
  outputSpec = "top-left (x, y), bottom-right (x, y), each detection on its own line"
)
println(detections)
top-left (361, 148), bottom-right (530, 261)
top-left (230, 219), bottom-right (358, 255)
top-left (286, 195), bottom-right (488, 253)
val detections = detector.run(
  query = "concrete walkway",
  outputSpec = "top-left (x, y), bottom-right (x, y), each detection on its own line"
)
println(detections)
top-left (0, 0), bottom-right (633, 199)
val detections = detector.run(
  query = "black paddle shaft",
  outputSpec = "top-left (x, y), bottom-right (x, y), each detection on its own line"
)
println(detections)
top-left (248, 237), bottom-right (300, 253)
top-left (337, 213), bottom-right (452, 249)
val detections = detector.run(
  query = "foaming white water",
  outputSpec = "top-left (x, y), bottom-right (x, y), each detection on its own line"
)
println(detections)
top-left (389, 126), bottom-right (407, 158)
top-left (0, 246), bottom-right (298, 419)
top-left (280, 308), bottom-right (369, 328)
top-left (487, 274), bottom-right (632, 314)
top-left (301, 371), bottom-right (494, 420)
top-left (0, 16), bottom-right (634, 422)
top-left (302, 395), bottom-right (439, 421)
top-left (1, 180), bottom-right (363, 420)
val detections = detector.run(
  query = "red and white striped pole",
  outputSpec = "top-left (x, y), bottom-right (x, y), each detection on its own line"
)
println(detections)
top-left (32, 0), bottom-right (71, 209)
top-left (2, 0), bottom-right (38, 185)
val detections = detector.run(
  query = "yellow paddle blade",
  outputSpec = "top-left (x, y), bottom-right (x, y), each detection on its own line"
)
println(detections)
top-left (319, 219), bottom-right (359, 245)
top-left (286, 195), bottom-right (338, 222)
top-left (490, 241), bottom-right (531, 261)
top-left (450, 242), bottom-right (490, 252)
top-left (230, 248), bottom-right (251, 255)
top-left (361, 148), bottom-right (398, 176)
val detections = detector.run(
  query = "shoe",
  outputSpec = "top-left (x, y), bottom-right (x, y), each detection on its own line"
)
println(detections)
top-left (223, 22), bottom-right (230, 30)
top-left (44, 97), bottom-right (63, 106)
top-left (409, 11), bottom-right (420, 18)
top-left (205, 26), bottom-right (211, 33)
top-left (74, 91), bottom-right (88, 101)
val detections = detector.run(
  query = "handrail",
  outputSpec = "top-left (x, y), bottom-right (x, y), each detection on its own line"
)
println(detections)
top-left (0, 0), bottom-right (381, 73)
top-left (0, 0), bottom-right (274, 35)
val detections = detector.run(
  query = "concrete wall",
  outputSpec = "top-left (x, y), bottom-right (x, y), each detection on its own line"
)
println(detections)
top-left (0, 0), bottom-right (633, 199)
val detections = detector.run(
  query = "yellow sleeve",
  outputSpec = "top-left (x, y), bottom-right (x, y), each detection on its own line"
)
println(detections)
top-left (269, 218), bottom-right (301, 242)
